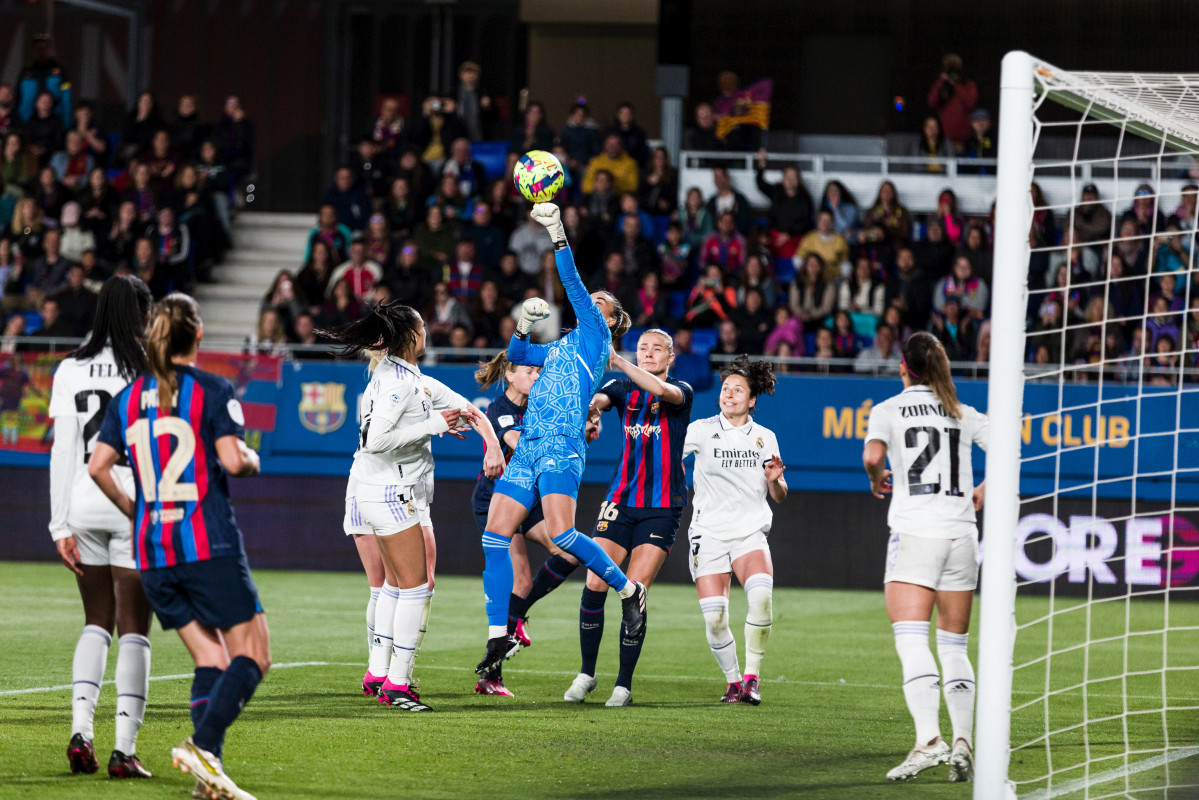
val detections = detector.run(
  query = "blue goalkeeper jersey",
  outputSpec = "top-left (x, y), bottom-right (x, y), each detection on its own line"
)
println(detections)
top-left (507, 245), bottom-right (610, 440)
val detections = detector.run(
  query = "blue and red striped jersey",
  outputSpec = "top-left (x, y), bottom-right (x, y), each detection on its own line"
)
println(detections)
top-left (600, 377), bottom-right (694, 508)
top-left (471, 392), bottom-right (527, 514)
top-left (97, 365), bottom-right (247, 570)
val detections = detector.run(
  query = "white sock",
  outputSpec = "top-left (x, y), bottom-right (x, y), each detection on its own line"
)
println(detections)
top-left (617, 579), bottom-right (636, 598)
top-left (71, 625), bottom-right (111, 739)
top-left (387, 583), bottom-right (429, 686)
top-left (700, 596), bottom-right (742, 683)
top-left (406, 588), bottom-right (434, 685)
top-left (366, 586), bottom-right (381, 659)
top-left (936, 629), bottom-right (975, 746)
top-left (893, 620), bottom-right (942, 747)
top-left (743, 574), bottom-right (773, 678)
top-left (114, 634), bottom-right (150, 755)
top-left (369, 583), bottom-right (399, 676)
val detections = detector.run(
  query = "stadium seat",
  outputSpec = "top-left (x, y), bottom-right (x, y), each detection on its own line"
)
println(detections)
top-left (472, 141), bottom-right (509, 183)
top-left (773, 256), bottom-right (796, 284)
top-left (620, 326), bottom-right (647, 350)
top-left (691, 328), bottom-right (718, 355)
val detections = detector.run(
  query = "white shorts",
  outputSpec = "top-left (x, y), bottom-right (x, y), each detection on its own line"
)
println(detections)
top-left (72, 527), bottom-right (135, 570)
top-left (687, 527), bottom-right (770, 581)
top-left (884, 532), bottom-right (979, 592)
top-left (343, 496), bottom-right (371, 537)
top-left (357, 479), bottom-right (432, 536)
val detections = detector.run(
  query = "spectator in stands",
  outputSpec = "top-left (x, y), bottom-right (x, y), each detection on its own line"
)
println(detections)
top-left (839, 256), bottom-right (885, 317)
top-left (49, 131), bottom-right (93, 191)
top-left (383, 177), bottom-right (420, 241)
top-left (935, 189), bottom-right (964, 244)
top-left (371, 97), bottom-right (407, 165)
top-left (582, 134), bottom-right (639, 196)
top-left (685, 263), bottom-right (738, 327)
top-left (307, 204), bottom-right (351, 263)
top-left (1154, 224), bottom-right (1193, 290)
top-left (738, 254), bottom-right (778, 308)
top-left (820, 180), bottom-right (859, 239)
top-left (20, 33), bottom-right (66, 100)
top-left (885, 247), bottom-right (932, 333)
top-left (934, 256), bottom-right (989, 320)
top-left (216, 95), bottom-right (255, 190)
top-left (296, 238), bottom-right (335, 310)
top-left (609, 103), bottom-right (650, 168)
top-left (706, 165), bottom-right (751, 234)
top-left (640, 146), bottom-right (678, 217)
top-left (1073, 183), bottom-right (1112, 244)
top-left (929, 296), bottom-right (976, 361)
top-left (509, 101), bottom-right (555, 155)
top-left (412, 204), bottom-right (458, 270)
top-left (469, 279), bottom-right (508, 347)
top-left (685, 102), bottom-right (723, 151)
top-left (120, 91), bottom-right (163, 164)
top-left (25, 91), bottom-right (64, 167)
top-left (765, 305), bottom-right (803, 357)
top-left (582, 169), bottom-right (620, 230)
top-left (927, 54), bottom-right (978, 148)
top-left (480, 177), bottom-right (516, 233)
top-left (1045, 226), bottom-right (1100, 289)
top-left (35, 166), bottom-right (67, 222)
top-left (51, 264), bottom-right (97, 337)
top-left (428, 172), bottom-right (469, 220)
top-left (122, 162), bottom-right (158, 223)
top-left (2, 132), bottom-right (36, 193)
top-left (129, 237), bottom-right (167, 298)
top-left (444, 238), bottom-right (485, 302)
top-left (658, 221), bottom-right (691, 290)
top-left (913, 217), bottom-right (956, 278)
top-left (959, 224), bottom-right (992, 284)
top-left (327, 234), bottom-right (381, 300)
top-left (462, 203), bottom-right (505, 269)
top-left (613, 213), bottom-right (658, 276)
top-left (973, 320), bottom-right (992, 368)
top-left (196, 139), bottom-right (233, 238)
top-left (0, 85), bottom-right (18, 139)
top-left (797, 210), bottom-right (850, 281)
top-left (454, 61), bottom-right (495, 142)
top-left (508, 210), bottom-right (549, 276)
top-left (323, 166), bottom-right (371, 231)
top-left (350, 137), bottom-right (390, 200)
top-left (754, 151), bottom-right (814, 255)
top-left (103, 200), bottom-right (138, 269)
top-left (960, 109), bottom-right (995, 171)
top-left (32, 228), bottom-right (69, 292)
top-left (427, 281), bottom-right (472, 346)
top-left (319, 278), bottom-right (360, 329)
top-left (831, 310), bottom-right (861, 357)
top-left (881, 304), bottom-right (912, 345)
top-left (58, 202), bottom-right (95, 265)
top-left (589, 250), bottom-right (636, 301)
top-left (807, 327), bottom-right (850, 374)
top-left (681, 186), bottom-right (714, 253)
top-left (560, 102), bottom-right (601, 175)
top-left (1172, 184), bottom-right (1198, 230)
top-left (168, 94), bottom-right (207, 161)
top-left (1030, 182), bottom-right (1057, 248)
top-left (911, 115), bottom-right (955, 172)
top-left (0, 178), bottom-right (14, 231)
top-left (396, 147), bottom-right (436, 207)
top-left (143, 129), bottom-right (180, 191)
top-left (855, 323), bottom-right (900, 374)
top-left (389, 242), bottom-right (434, 312)
top-left (861, 180), bottom-right (911, 255)
top-left (30, 296), bottom-right (72, 342)
top-left (629, 270), bottom-right (671, 329)
top-left (291, 313), bottom-right (329, 357)
top-left (442, 138), bottom-right (488, 201)
top-left (358, 214), bottom-right (391, 268)
top-left (176, 168), bottom-right (224, 277)
top-left (12, 197), bottom-right (45, 264)
top-left (146, 206), bottom-right (192, 289)
top-left (1114, 217), bottom-right (1148, 274)
top-left (1120, 183), bottom-right (1168, 237)
top-left (489, 250), bottom-right (530, 307)
top-left (713, 319), bottom-right (742, 357)
top-left (733, 287), bottom-right (772, 355)
top-left (1146, 295), bottom-right (1180, 351)
top-left (69, 100), bottom-right (108, 166)
top-left (701, 211), bottom-right (748, 275)
top-left (79, 167), bottom-right (116, 238)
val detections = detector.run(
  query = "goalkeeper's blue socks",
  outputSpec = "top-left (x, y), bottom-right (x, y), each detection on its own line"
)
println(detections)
top-left (482, 531), bottom-right (514, 637)
top-left (551, 529), bottom-right (636, 597)
top-left (193, 657), bottom-right (262, 757)
top-left (190, 667), bottom-right (224, 757)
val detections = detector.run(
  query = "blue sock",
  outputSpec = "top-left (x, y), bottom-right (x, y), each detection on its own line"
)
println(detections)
top-left (482, 531), bottom-right (514, 628)
top-left (551, 529), bottom-right (630, 592)
top-left (190, 667), bottom-right (224, 757)
top-left (193, 656), bottom-right (262, 756)
top-left (579, 587), bottom-right (607, 677)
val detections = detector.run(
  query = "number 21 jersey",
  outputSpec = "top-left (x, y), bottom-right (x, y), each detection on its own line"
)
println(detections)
top-left (864, 385), bottom-right (989, 538)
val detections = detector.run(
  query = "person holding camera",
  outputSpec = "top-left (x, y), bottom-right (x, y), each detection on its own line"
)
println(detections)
top-left (926, 54), bottom-right (978, 150)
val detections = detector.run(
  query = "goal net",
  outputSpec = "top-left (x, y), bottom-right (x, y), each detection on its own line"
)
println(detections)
top-left (976, 53), bottom-right (1199, 800)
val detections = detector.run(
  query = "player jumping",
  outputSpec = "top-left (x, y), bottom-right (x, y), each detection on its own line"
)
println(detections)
top-left (50, 276), bottom-right (155, 779)
top-left (863, 331), bottom-right (988, 783)
top-left (475, 202), bottom-right (648, 681)
top-left (89, 293), bottom-right (267, 800)
top-left (683, 355), bottom-right (787, 705)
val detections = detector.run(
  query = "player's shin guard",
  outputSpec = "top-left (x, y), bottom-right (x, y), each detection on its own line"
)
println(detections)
top-left (114, 634), bottom-right (150, 755)
top-left (551, 529), bottom-right (633, 596)
top-left (366, 586), bottom-right (381, 658)
top-left (893, 621), bottom-right (942, 747)
top-left (406, 588), bottom-right (433, 685)
top-left (579, 587), bottom-right (606, 677)
top-left (193, 656), bottom-right (262, 756)
top-left (482, 532), bottom-right (514, 637)
top-left (526, 554), bottom-right (578, 610)
top-left (387, 583), bottom-right (429, 686)
top-left (936, 629), bottom-right (975, 746)
top-left (189, 667), bottom-right (223, 757)
top-left (368, 583), bottom-right (399, 677)
top-left (743, 574), bottom-right (773, 679)
top-left (71, 625), bottom-right (111, 739)
top-left (700, 597), bottom-right (741, 683)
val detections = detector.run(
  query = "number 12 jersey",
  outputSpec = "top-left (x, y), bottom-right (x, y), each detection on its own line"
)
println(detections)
top-left (864, 385), bottom-right (989, 538)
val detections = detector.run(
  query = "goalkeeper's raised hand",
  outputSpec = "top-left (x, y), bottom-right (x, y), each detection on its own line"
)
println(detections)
top-left (530, 202), bottom-right (566, 248)
top-left (517, 297), bottom-right (551, 337)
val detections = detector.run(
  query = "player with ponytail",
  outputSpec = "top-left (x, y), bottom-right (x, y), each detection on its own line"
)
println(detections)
top-left (683, 355), bottom-right (787, 706)
top-left (862, 330), bottom-right (988, 782)
top-left (89, 293), bottom-right (268, 800)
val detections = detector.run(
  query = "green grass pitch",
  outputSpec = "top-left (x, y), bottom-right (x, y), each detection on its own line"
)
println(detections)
top-left (0, 562), bottom-right (1195, 800)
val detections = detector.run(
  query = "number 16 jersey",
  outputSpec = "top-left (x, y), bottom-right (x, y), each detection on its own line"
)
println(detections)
top-left (864, 385), bottom-right (989, 539)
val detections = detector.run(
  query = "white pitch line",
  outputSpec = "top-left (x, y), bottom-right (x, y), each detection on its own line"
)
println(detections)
top-left (1019, 746), bottom-right (1199, 799)
top-left (0, 661), bottom-right (359, 697)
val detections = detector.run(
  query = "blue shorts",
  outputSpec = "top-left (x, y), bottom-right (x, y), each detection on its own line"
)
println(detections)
top-left (140, 554), bottom-right (263, 631)
top-left (494, 434), bottom-right (585, 510)
top-left (473, 502), bottom-right (546, 538)
top-left (592, 505), bottom-right (683, 553)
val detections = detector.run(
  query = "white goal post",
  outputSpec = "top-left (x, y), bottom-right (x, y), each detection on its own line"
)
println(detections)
top-left (976, 51), bottom-right (1199, 800)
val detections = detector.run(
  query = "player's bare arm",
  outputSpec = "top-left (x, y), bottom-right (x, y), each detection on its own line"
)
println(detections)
top-left (607, 346), bottom-right (685, 405)
top-left (88, 441), bottom-right (136, 519)
top-left (862, 440), bottom-right (893, 499)
top-left (765, 455), bottom-right (788, 503)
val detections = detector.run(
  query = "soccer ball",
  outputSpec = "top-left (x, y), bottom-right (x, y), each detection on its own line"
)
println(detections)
top-left (513, 150), bottom-right (564, 203)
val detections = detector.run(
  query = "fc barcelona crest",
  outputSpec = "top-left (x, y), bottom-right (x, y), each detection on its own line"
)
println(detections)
top-left (596, 521), bottom-right (609, 532)
top-left (650, 399), bottom-right (660, 414)
top-left (299, 382), bottom-right (348, 434)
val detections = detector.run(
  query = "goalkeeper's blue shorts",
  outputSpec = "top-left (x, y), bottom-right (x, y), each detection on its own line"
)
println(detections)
top-left (494, 433), bottom-right (585, 508)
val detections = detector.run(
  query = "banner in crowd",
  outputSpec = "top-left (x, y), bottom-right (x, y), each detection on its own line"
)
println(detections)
top-left (2, 354), bottom-right (1195, 501)
top-left (714, 78), bottom-right (773, 140)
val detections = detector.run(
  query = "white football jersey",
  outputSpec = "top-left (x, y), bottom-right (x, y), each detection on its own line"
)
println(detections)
top-left (349, 356), bottom-right (472, 501)
top-left (865, 385), bottom-right (989, 539)
top-left (48, 347), bottom-right (136, 534)
top-left (683, 414), bottom-right (781, 541)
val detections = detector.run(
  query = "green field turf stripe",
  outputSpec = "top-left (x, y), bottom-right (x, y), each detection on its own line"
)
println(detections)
top-left (1019, 746), bottom-right (1199, 800)
top-left (0, 661), bottom-right (360, 697)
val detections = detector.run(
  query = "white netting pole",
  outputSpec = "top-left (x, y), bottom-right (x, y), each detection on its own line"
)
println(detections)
top-left (975, 50), bottom-right (1036, 800)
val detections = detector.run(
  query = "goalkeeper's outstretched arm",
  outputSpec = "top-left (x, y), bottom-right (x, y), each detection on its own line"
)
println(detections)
top-left (529, 202), bottom-right (606, 335)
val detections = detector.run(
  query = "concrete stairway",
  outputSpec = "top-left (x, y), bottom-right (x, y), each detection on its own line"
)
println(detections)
top-left (194, 211), bottom-right (311, 344)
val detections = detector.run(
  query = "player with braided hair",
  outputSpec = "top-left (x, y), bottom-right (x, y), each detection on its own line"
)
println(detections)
top-left (682, 355), bottom-right (787, 705)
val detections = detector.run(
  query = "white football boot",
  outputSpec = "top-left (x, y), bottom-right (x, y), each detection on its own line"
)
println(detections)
top-left (948, 738), bottom-right (974, 782)
top-left (605, 686), bottom-right (632, 707)
top-left (563, 673), bottom-right (597, 703)
top-left (885, 737), bottom-right (950, 781)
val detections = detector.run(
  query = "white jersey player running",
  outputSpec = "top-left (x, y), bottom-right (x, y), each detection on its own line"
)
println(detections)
top-left (48, 276), bottom-right (155, 779)
top-left (683, 356), bottom-right (787, 706)
top-left (863, 331), bottom-right (988, 783)
top-left (320, 303), bottom-right (501, 711)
